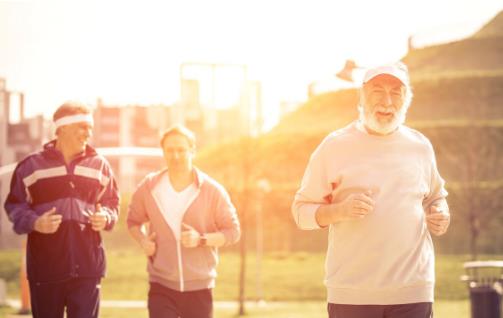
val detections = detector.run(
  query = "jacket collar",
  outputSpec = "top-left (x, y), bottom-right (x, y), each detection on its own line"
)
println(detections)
top-left (147, 167), bottom-right (205, 191)
top-left (42, 139), bottom-right (98, 160)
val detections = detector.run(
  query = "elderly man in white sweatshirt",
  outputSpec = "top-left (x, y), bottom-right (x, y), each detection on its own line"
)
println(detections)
top-left (292, 62), bottom-right (450, 318)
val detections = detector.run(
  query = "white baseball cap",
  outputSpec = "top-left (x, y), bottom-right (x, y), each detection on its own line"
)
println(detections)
top-left (363, 62), bottom-right (409, 85)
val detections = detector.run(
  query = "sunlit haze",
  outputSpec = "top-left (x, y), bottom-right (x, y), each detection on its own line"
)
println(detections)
top-left (1, 0), bottom-right (502, 128)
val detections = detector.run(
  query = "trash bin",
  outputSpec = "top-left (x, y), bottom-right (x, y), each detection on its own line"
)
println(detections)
top-left (461, 260), bottom-right (503, 318)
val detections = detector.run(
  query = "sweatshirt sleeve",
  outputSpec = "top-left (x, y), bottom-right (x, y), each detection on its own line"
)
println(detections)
top-left (97, 160), bottom-right (120, 231)
top-left (292, 136), bottom-right (333, 230)
top-left (423, 141), bottom-right (448, 210)
top-left (127, 179), bottom-right (150, 228)
top-left (4, 162), bottom-right (40, 234)
top-left (214, 185), bottom-right (240, 246)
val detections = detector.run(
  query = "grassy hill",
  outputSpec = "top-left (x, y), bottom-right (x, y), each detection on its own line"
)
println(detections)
top-left (404, 11), bottom-right (503, 77)
top-left (474, 11), bottom-right (503, 38)
top-left (271, 88), bottom-right (358, 135)
top-left (403, 37), bottom-right (503, 77)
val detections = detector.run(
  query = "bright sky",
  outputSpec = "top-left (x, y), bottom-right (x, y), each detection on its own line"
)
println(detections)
top-left (1, 0), bottom-right (502, 128)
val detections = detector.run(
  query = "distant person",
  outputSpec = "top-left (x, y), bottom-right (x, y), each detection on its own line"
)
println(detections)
top-left (127, 125), bottom-right (240, 318)
top-left (292, 62), bottom-right (450, 318)
top-left (4, 101), bottom-right (120, 318)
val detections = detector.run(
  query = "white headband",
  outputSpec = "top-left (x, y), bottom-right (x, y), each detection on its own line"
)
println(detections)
top-left (54, 114), bottom-right (94, 128)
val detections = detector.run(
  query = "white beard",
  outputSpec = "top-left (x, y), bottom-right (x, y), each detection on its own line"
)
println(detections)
top-left (359, 104), bottom-right (407, 135)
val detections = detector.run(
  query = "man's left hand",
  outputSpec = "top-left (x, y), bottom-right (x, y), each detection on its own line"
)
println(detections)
top-left (90, 203), bottom-right (108, 232)
top-left (426, 205), bottom-right (450, 236)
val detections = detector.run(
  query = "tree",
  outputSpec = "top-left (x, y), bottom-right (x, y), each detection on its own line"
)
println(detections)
top-left (424, 124), bottom-right (503, 258)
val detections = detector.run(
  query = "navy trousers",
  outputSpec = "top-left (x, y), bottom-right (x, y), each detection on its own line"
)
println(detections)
top-left (148, 282), bottom-right (213, 318)
top-left (29, 277), bottom-right (101, 318)
top-left (328, 302), bottom-right (433, 318)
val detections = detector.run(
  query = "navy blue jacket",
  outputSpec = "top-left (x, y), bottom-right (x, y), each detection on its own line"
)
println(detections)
top-left (4, 140), bottom-right (119, 283)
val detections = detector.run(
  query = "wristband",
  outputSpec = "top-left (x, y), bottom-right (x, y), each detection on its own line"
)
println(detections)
top-left (199, 235), bottom-right (208, 247)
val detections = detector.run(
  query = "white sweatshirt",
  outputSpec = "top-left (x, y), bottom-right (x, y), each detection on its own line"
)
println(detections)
top-left (292, 121), bottom-right (448, 305)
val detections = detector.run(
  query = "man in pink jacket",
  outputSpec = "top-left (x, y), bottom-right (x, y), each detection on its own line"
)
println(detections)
top-left (127, 125), bottom-right (240, 318)
top-left (292, 62), bottom-right (450, 318)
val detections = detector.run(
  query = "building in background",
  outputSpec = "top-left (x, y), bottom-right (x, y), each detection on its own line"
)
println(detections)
top-left (92, 100), bottom-right (171, 193)
top-left (92, 63), bottom-right (263, 193)
top-left (178, 62), bottom-right (264, 143)
top-left (0, 78), bottom-right (51, 248)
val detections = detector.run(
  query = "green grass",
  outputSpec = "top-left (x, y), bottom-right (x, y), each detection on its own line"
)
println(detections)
top-left (100, 250), bottom-right (327, 301)
top-left (1, 249), bottom-right (499, 301)
top-left (0, 250), bottom-right (22, 300)
top-left (0, 249), bottom-right (478, 317)
top-left (0, 300), bottom-right (470, 318)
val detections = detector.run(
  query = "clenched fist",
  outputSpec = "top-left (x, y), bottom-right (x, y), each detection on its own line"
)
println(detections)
top-left (141, 232), bottom-right (157, 257)
top-left (34, 207), bottom-right (62, 234)
top-left (89, 203), bottom-right (108, 231)
top-left (335, 190), bottom-right (375, 221)
top-left (181, 223), bottom-right (201, 248)
top-left (426, 204), bottom-right (450, 236)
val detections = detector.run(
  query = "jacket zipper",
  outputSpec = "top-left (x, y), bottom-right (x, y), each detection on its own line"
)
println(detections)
top-left (177, 188), bottom-right (200, 291)
top-left (176, 241), bottom-right (184, 292)
top-left (151, 187), bottom-right (201, 292)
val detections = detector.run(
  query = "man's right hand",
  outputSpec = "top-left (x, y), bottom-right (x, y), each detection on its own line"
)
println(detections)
top-left (141, 232), bottom-right (157, 257)
top-left (317, 190), bottom-right (375, 226)
top-left (33, 207), bottom-right (62, 234)
top-left (335, 190), bottom-right (375, 221)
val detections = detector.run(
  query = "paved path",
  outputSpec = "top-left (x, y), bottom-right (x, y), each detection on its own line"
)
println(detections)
top-left (7, 299), bottom-right (271, 309)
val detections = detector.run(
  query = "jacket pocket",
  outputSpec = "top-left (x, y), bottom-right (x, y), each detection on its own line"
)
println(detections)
top-left (149, 239), bottom-right (180, 281)
top-left (181, 246), bottom-right (216, 281)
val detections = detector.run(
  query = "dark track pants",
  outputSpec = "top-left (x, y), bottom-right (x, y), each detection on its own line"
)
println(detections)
top-left (148, 282), bottom-right (213, 318)
top-left (29, 277), bottom-right (101, 318)
top-left (328, 302), bottom-right (433, 318)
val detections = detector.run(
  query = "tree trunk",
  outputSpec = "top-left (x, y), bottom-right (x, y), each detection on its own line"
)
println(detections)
top-left (469, 212), bottom-right (479, 260)
top-left (238, 201), bottom-right (247, 315)
top-left (238, 138), bottom-right (252, 316)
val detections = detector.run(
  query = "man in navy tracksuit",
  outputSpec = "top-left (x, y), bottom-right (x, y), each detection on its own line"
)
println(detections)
top-left (4, 101), bottom-right (119, 318)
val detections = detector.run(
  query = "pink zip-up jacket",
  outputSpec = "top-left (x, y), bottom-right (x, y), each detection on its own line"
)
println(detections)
top-left (127, 168), bottom-right (240, 292)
